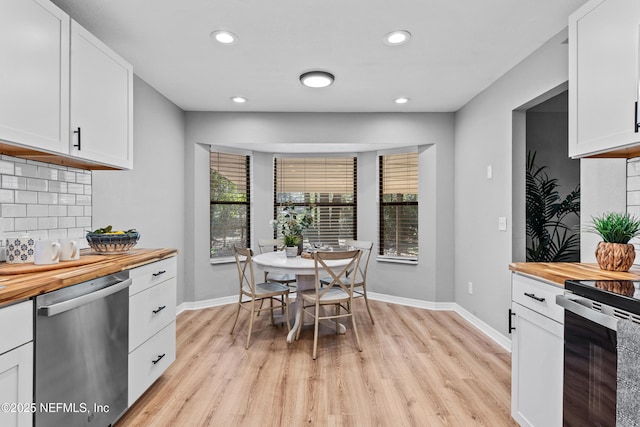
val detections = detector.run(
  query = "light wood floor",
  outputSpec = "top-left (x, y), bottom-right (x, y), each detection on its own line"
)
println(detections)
top-left (116, 300), bottom-right (516, 427)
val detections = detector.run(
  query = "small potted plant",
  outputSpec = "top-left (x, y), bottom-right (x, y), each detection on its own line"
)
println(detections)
top-left (282, 234), bottom-right (301, 257)
top-left (587, 212), bottom-right (640, 272)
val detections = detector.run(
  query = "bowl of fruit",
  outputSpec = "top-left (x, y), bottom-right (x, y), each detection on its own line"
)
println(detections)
top-left (86, 226), bottom-right (140, 254)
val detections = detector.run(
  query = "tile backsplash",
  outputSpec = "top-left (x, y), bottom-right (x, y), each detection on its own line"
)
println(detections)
top-left (0, 155), bottom-right (92, 245)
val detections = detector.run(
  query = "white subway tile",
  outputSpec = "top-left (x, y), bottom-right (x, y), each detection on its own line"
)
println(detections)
top-left (0, 189), bottom-right (14, 203)
top-left (15, 218), bottom-right (38, 231)
top-left (59, 171), bottom-right (76, 183)
top-left (37, 167), bottom-right (58, 180)
top-left (84, 206), bottom-right (92, 216)
top-left (629, 176), bottom-right (640, 191)
top-left (14, 191), bottom-right (36, 204)
top-left (49, 205), bottom-right (67, 217)
top-left (58, 194), bottom-right (77, 205)
top-left (76, 195), bottom-right (91, 206)
top-left (48, 181), bottom-right (67, 193)
top-left (48, 229), bottom-right (68, 239)
top-left (2, 204), bottom-right (26, 217)
top-left (67, 206), bottom-right (84, 216)
top-left (2, 176), bottom-right (26, 190)
top-left (68, 228), bottom-right (86, 239)
top-left (58, 216), bottom-right (75, 228)
top-left (67, 183), bottom-right (84, 195)
top-left (26, 178), bottom-right (48, 192)
top-left (37, 192), bottom-right (58, 205)
top-left (0, 161), bottom-right (14, 175)
top-left (14, 163), bottom-right (38, 178)
top-left (0, 218), bottom-right (14, 232)
top-left (2, 155), bottom-right (24, 163)
top-left (26, 204), bottom-right (48, 217)
top-left (628, 191), bottom-right (640, 206)
top-left (629, 206), bottom-right (640, 219)
top-left (76, 172), bottom-right (91, 185)
top-left (38, 217), bottom-right (58, 230)
top-left (76, 216), bottom-right (91, 227)
top-left (84, 185), bottom-right (91, 195)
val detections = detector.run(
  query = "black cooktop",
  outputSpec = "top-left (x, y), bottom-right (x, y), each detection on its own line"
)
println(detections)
top-left (564, 279), bottom-right (640, 315)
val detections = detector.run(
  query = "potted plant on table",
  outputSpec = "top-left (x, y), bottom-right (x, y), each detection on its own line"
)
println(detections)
top-left (271, 205), bottom-right (314, 257)
top-left (587, 212), bottom-right (640, 272)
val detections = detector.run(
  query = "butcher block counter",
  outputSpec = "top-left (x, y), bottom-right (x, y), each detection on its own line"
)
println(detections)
top-left (509, 262), bottom-right (640, 286)
top-left (0, 248), bottom-right (177, 305)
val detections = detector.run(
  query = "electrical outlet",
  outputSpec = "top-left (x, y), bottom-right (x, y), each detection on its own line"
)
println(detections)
top-left (468, 281), bottom-right (473, 294)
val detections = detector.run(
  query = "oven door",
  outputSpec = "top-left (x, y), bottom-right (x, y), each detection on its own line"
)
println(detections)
top-left (560, 296), bottom-right (617, 427)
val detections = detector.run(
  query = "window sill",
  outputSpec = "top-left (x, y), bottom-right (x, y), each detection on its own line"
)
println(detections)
top-left (210, 256), bottom-right (236, 265)
top-left (376, 256), bottom-right (418, 265)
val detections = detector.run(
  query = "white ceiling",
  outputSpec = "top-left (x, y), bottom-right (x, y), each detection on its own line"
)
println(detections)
top-left (51, 0), bottom-right (587, 113)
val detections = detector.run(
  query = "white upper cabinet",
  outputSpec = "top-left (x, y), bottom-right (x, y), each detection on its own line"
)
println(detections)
top-left (0, 0), bottom-right (70, 154)
top-left (70, 21), bottom-right (133, 169)
top-left (569, 0), bottom-right (640, 158)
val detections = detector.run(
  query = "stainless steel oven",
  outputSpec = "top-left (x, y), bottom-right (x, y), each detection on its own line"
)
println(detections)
top-left (557, 279), bottom-right (640, 427)
top-left (34, 272), bottom-right (131, 427)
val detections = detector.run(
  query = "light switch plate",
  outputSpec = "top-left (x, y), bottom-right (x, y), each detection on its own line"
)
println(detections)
top-left (487, 165), bottom-right (493, 179)
top-left (498, 216), bottom-right (507, 231)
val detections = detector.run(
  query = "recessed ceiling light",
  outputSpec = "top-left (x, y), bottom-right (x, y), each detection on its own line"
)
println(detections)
top-left (300, 71), bottom-right (335, 88)
top-left (395, 97), bottom-right (410, 104)
top-left (384, 30), bottom-right (411, 45)
top-left (210, 30), bottom-right (237, 44)
top-left (231, 96), bottom-right (247, 103)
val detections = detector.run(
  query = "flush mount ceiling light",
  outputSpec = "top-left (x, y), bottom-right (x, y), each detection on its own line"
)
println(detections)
top-left (384, 30), bottom-right (411, 45)
top-left (299, 71), bottom-right (335, 88)
top-left (231, 96), bottom-right (247, 103)
top-left (210, 30), bottom-right (237, 44)
top-left (394, 97), bottom-right (410, 104)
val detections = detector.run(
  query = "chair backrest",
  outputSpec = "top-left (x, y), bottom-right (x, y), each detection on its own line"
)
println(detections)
top-left (313, 250), bottom-right (361, 298)
top-left (257, 238), bottom-right (284, 254)
top-left (345, 239), bottom-right (373, 284)
top-left (233, 246), bottom-right (256, 294)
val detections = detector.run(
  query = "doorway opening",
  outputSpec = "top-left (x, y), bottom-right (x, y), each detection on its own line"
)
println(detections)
top-left (512, 86), bottom-right (581, 262)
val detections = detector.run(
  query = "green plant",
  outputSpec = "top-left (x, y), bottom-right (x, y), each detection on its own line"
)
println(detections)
top-left (282, 234), bottom-right (301, 246)
top-left (526, 151), bottom-right (580, 262)
top-left (271, 204), bottom-right (314, 241)
top-left (587, 212), bottom-right (640, 244)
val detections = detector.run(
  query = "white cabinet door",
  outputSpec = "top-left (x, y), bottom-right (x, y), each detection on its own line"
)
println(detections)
top-left (511, 303), bottom-right (564, 427)
top-left (569, 0), bottom-right (640, 157)
top-left (0, 0), bottom-right (69, 154)
top-left (70, 21), bottom-right (133, 169)
top-left (0, 343), bottom-right (34, 427)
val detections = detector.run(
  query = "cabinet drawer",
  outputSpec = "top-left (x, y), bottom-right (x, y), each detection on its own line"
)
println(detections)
top-left (512, 273), bottom-right (564, 323)
top-left (128, 321), bottom-right (176, 406)
top-left (0, 301), bottom-right (33, 355)
top-left (129, 277), bottom-right (176, 351)
top-left (129, 257), bottom-right (177, 295)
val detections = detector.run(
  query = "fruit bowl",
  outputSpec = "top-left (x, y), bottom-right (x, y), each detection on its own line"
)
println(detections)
top-left (86, 231), bottom-right (140, 254)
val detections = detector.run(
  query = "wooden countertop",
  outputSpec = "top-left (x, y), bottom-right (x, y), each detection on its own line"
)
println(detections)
top-left (0, 248), bottom-right (177, 305)
top-left (509, 262), bottom-right (640, 286)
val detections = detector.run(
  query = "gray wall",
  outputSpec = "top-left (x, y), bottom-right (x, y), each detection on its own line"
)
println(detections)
top-left (454, 29), bottom-right (573, 335)
top-left (93, 76), bottom-right (187, 304)
top-left (184, 112), bottom-right (455, 304)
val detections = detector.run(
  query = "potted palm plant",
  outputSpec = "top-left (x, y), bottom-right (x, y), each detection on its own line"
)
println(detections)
top-left (588, 212), bottom-right (640, 272)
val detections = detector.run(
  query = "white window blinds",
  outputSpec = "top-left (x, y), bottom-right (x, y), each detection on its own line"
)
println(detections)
top-left (210, 151), bottom-right (250, 258)
top-left (379, 152), bottom-right (418, 259)
top-left (274, 156), bottom-right (357, 246)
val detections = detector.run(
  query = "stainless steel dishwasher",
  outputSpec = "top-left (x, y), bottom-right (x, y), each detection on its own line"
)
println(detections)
top-left (34, 272), bottom-right (131, 427)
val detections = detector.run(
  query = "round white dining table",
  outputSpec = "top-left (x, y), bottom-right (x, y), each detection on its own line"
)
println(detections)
top-left (252, 251), bottom-right (352, 343)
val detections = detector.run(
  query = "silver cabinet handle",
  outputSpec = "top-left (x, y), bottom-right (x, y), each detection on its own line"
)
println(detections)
top-left (39, 278), bottom-right (132, 317)
top-left (556, 294), bottom-right (618, 331)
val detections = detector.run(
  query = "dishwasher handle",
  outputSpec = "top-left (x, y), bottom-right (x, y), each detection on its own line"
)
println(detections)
top-left (39, 278), bottom-right (132, 317)
top-left (556, 294), bottom-right (618, 331)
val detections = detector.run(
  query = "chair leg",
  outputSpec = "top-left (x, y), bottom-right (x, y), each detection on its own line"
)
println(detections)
top-left (246, 299), bottom-right (256, 349)
top-left (312, 301), bottom-right (320, 360)
top-left (362, 288), bottom-right (375, 324)
top-left (269, 297), bottom-right (275, 325)
top-left (350, 306), bottom-right (362, 352)
top-left (296, 301), bottom-right (304, 341)
top-left (284, 294), bottom-right (291, 331)
top-left (335, 304), bottom-right (340, 335)
top-left (230, 295), bottom-right (242, 334)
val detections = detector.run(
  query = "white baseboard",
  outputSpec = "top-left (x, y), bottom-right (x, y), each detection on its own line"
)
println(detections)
top-left (177, 292), bottom-right (512, 352)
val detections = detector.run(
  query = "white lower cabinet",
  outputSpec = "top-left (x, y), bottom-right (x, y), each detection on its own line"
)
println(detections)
top-left (128, 257), bottom-right (177, 406)
top-left (511, 274), bottom-right (564, 427)
top-left (0, 301), bottom-right (34, 427)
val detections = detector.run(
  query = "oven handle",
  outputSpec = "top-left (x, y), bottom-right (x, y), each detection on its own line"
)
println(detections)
top-left (556, 294), bottom-right (618, 331)
top-left (38, 278), bottom-right (132, 317)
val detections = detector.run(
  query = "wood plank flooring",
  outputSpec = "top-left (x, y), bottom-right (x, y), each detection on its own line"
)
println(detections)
top-left (116, 300), bottom-right (516, 427)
